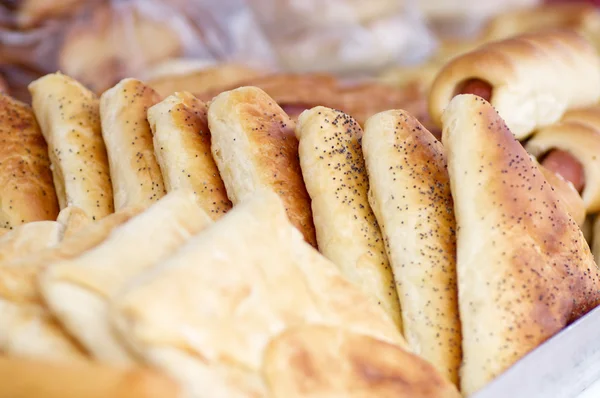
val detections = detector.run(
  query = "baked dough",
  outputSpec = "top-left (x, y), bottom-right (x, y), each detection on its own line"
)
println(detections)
top-left (208, 86), bottom-right (317, 246)
top-left (0, 94), bottom-right (59, 229)
top-left (0, 221), bottom-right (62, 265)
top-left (100, 78), bottom-right (165, 211)
top-left (57, 206), bottom-right (91, 239)
top-left (536, 161), bottom-right (586, 227)
top-left (295, 106), bottom-right (402, 331)
top-left (264, 325), bottom-right (460, 398)
top-left (29, 72), bottom-right (114, 221)
top-left (112, 189), bottom-right (411, 398)
top-left (442, 94), bottom-right (600, 395)
top-left (148, 92), bottom-right (231, 219)
top-left (41, 191), bottom-right (211, 364)
top-left (429, 30), bottom-right (600, 139)
top-left (526, 107), bottom-right (600, 213)
top-left (362, 110), bottom-right (461, 385)
top-left (0, 355), bottom-right (181, 398)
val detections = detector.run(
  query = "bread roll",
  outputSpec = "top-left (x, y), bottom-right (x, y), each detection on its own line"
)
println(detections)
top-left (148, 92), bottom-right (231, 219)
top-left (100, 79), bottom-right (165, 211)
top-left (0, 356), bottom-right (181, 398)
top-left (295, 106), bottom-right (401, 330)
top-left (526, 107), bottom-right (600, 213)
top-left (429, 30), bottom-right (600, 140)
top-left (41, 191), bottom-right (211, 365)
top-left (145, 63), bottom-right (264, 98)
top-left (0, 94), bottom-right (59, 229)
top-left (443, 95), bottom-right (600, 395)
top-left (536, 162), bottom-right (586, 227)
top-left (264, 325), bottom-right (460, 398)
top-left (362, 110), bottom-right (461, 385)
top-left (29, 72), bottom-right (114, 221)
top-left (113, 189), bottom-right (407, 398)
top-left (207, 87), bottom-right (316, 245)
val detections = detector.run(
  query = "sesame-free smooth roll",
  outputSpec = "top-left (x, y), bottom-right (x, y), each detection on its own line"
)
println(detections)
top-left (526, 105), bottom-right (600, 213)
top-left (100, 78), bottom-right (165, 210)
top-left (148, 92), bottom-right (231, 220)
top-left (29, 72), bottom-right (114, 221)
top-left (207, 86), bottom-right (317, 246)
top-left (443, 94), bottom-right (600, 395)
top-left (0, 94), bottom-right (59, 229)
top-left (429, 30), bottom-right (600, 140)
top-left (362, 110), bottom-right (462, 385)
top-left (295, 106), bottom-right (402, 331)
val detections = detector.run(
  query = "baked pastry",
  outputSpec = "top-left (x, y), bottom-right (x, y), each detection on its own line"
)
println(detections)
top-left (429, 30), bottom-right (600, 139)
top-left (0, 93), bottom-right (59, 229)
top-left (145, 63), bottom-right (264, 99)
top-left (41, 191), bottom-right (211, 365)
top-left (29, 72), bottom-right (114, 221)
top-left (536, 161), bottom-right (586, 227)
top-left (362, 110), bottom-right (461, 385)
top-left (58, 3), bottom-right (183, 94)
top-left (526, 105), bottom-right (600, 213)
top-left (295, 107), bottom-right (402, 330)
top-left (7, 0), bottom-right (88, 29)
top-left (482, 3), bottom-right (600, 43)
top-left (0, 221), bottom-right (62, 264)
top-left (443, 94), bottom-right (600, 395)
top-left (100, 78), bottom-right (165, 211)
top-left (207, 86), bottom-right (317, 246)
top-left (112, 189), bottom-right (460, 398)
top-left (0, 356), bottom-right (181, 398)
top-left (148, 92), bottom-right (231, 219)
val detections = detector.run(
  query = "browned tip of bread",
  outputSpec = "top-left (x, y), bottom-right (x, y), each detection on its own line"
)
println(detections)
top-left (208, 86), bottom-right (317, 247)
top-left (442, 94), bottom-right (600, 395)
top-left (264, 325), bottom-right (461, 398)
top-left (0, 93), bottom-right (60, 229)
top-left (0, 355), bottom-right (181, 398)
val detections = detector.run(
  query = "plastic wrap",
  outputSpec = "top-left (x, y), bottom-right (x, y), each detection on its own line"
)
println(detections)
top-left (0, 0), bottom-right (436, 101)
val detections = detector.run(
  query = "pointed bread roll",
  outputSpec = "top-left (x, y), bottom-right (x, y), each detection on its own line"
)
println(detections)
top-left (100, 78), bottom-right (165, 210)
top-left (362, 110), bottom-right (461, 385)
top-left (208, 87), bottom-right (317, 246)
top-left (29, 72), bottom-right (114, 220)
top-left (41, 191), bottom-right (212, 364)
top-left (0, 356), bottom-right (181, 398)
top-left (443, 94), bottom-right (600, 395)
top-left (112, 189), bottom-right (405, 398)
top-left (295, 106), bottom-right (401, 330)
top-left (148, 92), bottom-right (231, 220)
top-left (0, 93), bottom-right (59, 228)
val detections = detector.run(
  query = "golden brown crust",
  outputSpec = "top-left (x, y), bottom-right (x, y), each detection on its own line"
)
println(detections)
top-left (0, 94), bottom-right (59, 229)
top-left (442, 94), bottom-right (600, 395)
top-left (100, 78), bottom-right (166, 211)
top-left (363, 110), bottom-right (461, 385)
top-left (208, 87), bottom-right (317, 246)
top-left (537, 162), bottom-right (586, 227)
top-left (29, 72), bottom-right (114, 221)
top-left (148, 92), bottom-right (232, 219)
top-left (430, 30), bottom-right (600, 140)
top-left (0, 356), bottom-right (181, 398)
top-left (146, 64), bottom-right (264, 99)
top-left (295, 107), bottom-right (402, 331)
top-left (264, 325), bottom-right (460, 398)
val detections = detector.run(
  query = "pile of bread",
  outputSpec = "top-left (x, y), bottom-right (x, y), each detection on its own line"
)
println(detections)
top-left (3, 20), bottom-right (600, 398)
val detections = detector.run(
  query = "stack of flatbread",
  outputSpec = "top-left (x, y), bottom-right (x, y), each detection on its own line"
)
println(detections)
top-left (1, 28), bottom-right (600, 398)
